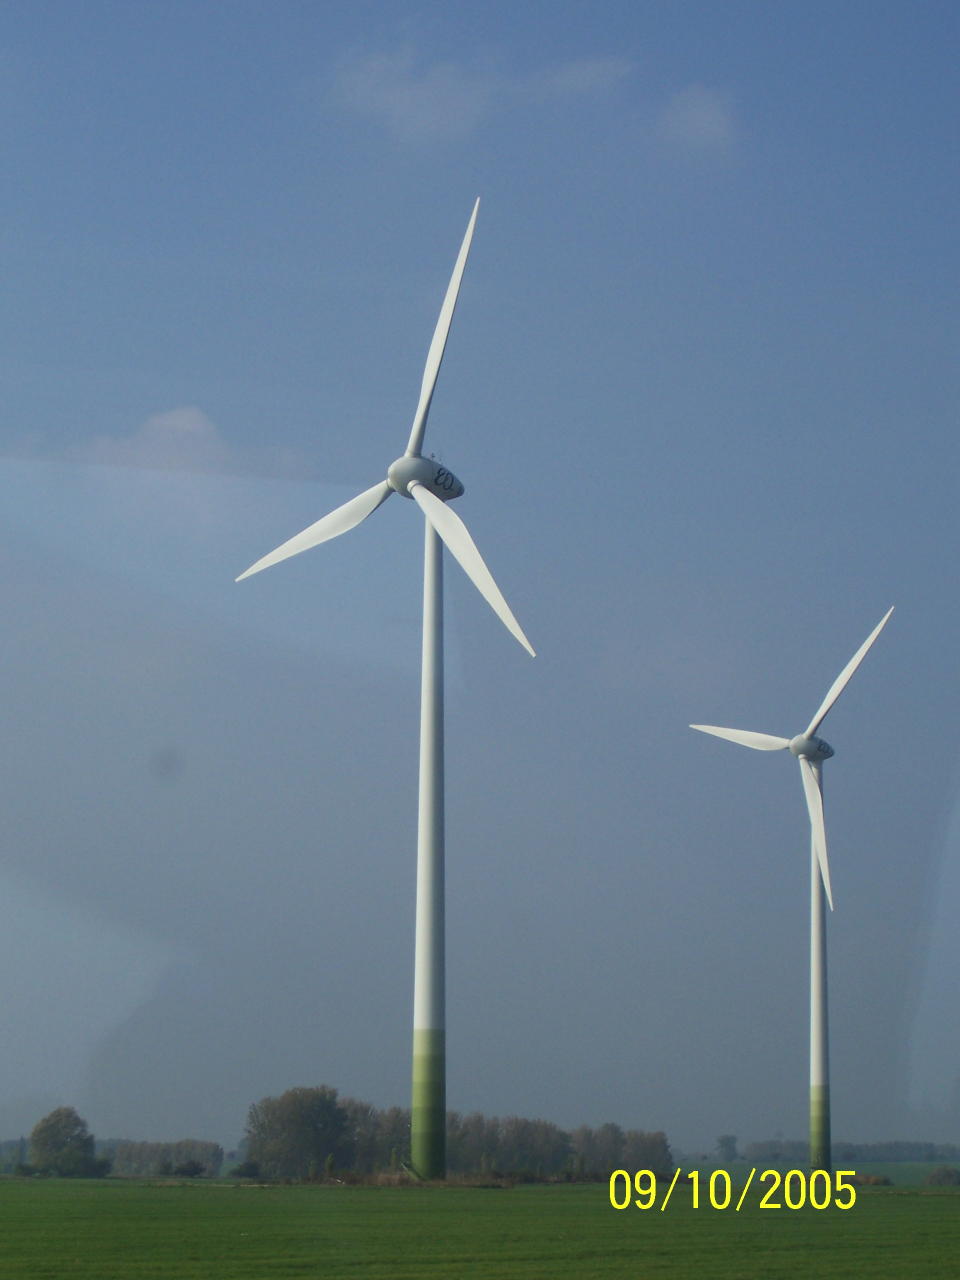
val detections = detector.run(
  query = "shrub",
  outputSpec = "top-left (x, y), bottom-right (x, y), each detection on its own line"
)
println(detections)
top-left (30, 1108), bottom-right (109, 1178)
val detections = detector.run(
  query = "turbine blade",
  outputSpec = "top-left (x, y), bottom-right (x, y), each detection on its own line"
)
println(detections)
top-left (236, 481), bottom-right (392, 581)
top-left (798, 756), bottom-right (834, 910)
top-left (689, 725), bottom-right (791, 751)
top-left (405, 198), bottom-right (480, 458)
top-left (804, 606), bottom-right (894, 737)
top-left (409, 483), bottom-right (535, 656)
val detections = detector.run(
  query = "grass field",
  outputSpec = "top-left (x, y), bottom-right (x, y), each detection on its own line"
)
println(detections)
top-left (0, 1176), bottom-right (957, 1279)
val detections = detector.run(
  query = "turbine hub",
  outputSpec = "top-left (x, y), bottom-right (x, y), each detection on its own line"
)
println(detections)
top-left (789, 734), bottom-right (834, 761)
top-left (387, 455), bottom-right (464, 502)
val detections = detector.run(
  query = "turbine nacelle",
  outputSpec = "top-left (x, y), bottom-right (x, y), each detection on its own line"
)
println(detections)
top-left (789, 734), bottom-right (834, 761)
top-left (387, 455), bottom-right (464, 502)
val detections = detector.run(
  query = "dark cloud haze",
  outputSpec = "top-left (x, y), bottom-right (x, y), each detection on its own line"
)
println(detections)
top-left (0, 1), bottom-right (957, 1154)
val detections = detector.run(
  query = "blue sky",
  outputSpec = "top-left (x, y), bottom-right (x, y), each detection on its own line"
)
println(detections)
top-left (0, 1), bottom-right (958, 1153)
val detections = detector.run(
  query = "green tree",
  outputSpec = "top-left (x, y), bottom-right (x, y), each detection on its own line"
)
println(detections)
top-left (571, 1122), bottom-right (626, 1177)
top-left (495, 1117), bottom-right (571, 1178)
top-left (447, 1111), bottom-right (492, 1174)
top-left (622, 1129), bottom-right (673, 1179)
top-left (716, 1134), bottom-right (739, 1164)
top-left (245, 1086), bottom-right (351, 1179)
top-left (339, 1096), bottom-right (381, 1174)
top-left (377, 1105), bottom-right (411, 1170)
top-left (30, 1107), bottom-right (109, 1177)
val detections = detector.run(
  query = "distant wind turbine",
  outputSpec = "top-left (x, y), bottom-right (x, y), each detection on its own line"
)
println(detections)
top-left (691, 607), bottom-right (893, 1172)
top-left (237, 199), bottom-right (534, 1180)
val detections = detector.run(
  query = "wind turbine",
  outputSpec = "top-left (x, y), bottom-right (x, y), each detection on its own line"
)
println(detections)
top-left (236, 199), bottom-right (534, 1180)
top-left (690, 607), bottom-right (893, 1173)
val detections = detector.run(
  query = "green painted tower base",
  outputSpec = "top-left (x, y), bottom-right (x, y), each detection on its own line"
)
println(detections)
top-left (810, 1084), bottom-right (831, 1173)
top-left (411, 1028), bottom-right (445, 1179)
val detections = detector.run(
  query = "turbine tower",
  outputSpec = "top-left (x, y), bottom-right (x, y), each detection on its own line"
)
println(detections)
top-left (237, 200), bottom-right (534, 1180)
top-left (690, 607), bottom-right (892, 1172)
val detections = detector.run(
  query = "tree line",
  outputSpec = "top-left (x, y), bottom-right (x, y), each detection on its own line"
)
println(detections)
top-left (3, 1090), bottom-right (673, 1182)
top-left (10, 1100), bottom-right (960, 1181)
top-left (741, 1137), bottom-right (960, 1165)
top-left (241, 1084), bottom-right (673, 1181)
top-left (1, 1110), bottom-right (223, 1178)
top-left (101, 1138), bottom-right (224, 1177)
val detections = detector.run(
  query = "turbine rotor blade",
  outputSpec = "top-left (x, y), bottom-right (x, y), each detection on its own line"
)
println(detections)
top-left (798, 756), bottom-right (834, 910)
top-left (804, 606), bottom-right (894, 737)
top-left (409, 483), bottom-right (535, 656)
top-left (236, 481), bottom-right (392, 581)
top-left (405, 198), bottom-right (480, 458)
top-left (689, 725), bottom-right (791, 751)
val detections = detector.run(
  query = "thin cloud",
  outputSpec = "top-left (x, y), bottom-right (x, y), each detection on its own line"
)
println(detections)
top-left (655, 85), bottom-right (737, 151)
top-left (76, 407), bottom-right (309, 480)
top-left (526, 57), bottom-right (632, 98)
top-left (334, 50), bottom-right (495, 143)
top-left (332, 49), bottom-right (632, 143)
top-left (82, 408), bottom-right (233, 474)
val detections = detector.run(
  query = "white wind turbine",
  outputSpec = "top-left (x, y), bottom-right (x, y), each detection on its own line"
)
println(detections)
top-left (691, 607), bottom-right (893, 1172)
top-left (237, 199), bottom-right (534, 1180)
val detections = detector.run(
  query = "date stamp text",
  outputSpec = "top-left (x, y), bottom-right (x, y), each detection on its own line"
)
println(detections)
top-left (609, 1168), bottom-right (857, 1211)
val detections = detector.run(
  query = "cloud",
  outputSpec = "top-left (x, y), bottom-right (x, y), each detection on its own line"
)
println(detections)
top-left (332, 49), bottom-right (632, 143)
top-left (333, 50), bottom-right (494, 143)
top-left (655, 85), bottom-right (737, 152)
top-left (82, 407), bottom-right (233, 473)
top-left (526, 57), bottom-right (632, 98)
top-left (76, 407), bottom-right (309, 480)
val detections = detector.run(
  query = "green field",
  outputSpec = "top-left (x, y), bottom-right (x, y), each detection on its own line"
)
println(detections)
top-left (0, 1177), bottom-right (956, 1279)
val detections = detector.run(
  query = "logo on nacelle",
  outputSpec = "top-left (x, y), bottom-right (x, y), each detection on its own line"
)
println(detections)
top-left (387, 455), bottom-right (465, 502)
top-left (789, 735), bottom-right (834, 761)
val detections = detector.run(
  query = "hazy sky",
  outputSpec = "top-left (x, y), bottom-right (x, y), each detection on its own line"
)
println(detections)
top-left (1, 1), bottom-right (958, 1154)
